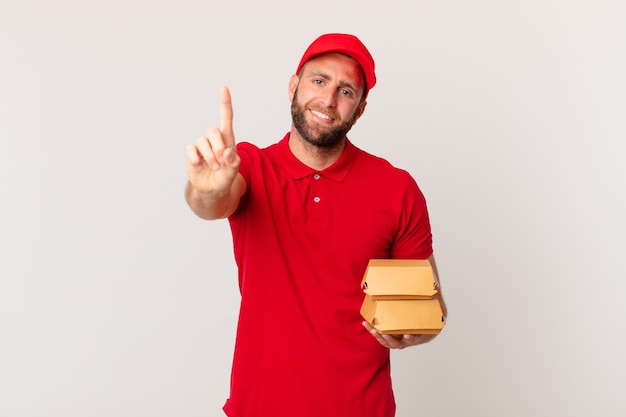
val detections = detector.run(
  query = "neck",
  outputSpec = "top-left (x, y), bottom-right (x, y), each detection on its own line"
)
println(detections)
top-left (288, 127), bottom-right (346, 171)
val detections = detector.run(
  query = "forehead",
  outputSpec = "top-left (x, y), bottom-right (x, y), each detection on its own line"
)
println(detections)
top-left (301, 53), bottom-right (365, 88)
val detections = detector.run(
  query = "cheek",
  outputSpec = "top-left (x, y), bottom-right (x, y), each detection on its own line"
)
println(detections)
top-left (340, 103), bottom-right (361, 122)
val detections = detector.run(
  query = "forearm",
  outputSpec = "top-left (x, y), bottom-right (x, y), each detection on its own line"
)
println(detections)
top-left (185, 176), bottom-right (245, 220)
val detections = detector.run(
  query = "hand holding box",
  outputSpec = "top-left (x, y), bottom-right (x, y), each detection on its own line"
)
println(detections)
top-left (360, 259), bottom-right (446, 334)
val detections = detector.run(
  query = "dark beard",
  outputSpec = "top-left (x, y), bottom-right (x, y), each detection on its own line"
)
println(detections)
top-left (291, 91), bottom-right (359, 148)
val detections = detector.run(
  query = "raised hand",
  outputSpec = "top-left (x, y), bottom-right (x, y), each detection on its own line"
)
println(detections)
top-left (185, 86), bottom-right (245, 220)
top-left (186, 86), bottom-right (240, 196)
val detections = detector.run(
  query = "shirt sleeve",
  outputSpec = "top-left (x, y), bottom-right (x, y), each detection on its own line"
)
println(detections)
top-left (231, 141), bottom-right (259, 216)
top-left (390, 173), bottom-right (433, 260)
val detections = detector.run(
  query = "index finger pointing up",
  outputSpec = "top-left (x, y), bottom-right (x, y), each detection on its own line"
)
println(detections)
top-left (220, 86), bottom-right (235, 147)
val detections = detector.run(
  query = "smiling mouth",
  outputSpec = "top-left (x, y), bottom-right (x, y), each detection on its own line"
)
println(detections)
top-left (310, 109), bottom-right (335, 122)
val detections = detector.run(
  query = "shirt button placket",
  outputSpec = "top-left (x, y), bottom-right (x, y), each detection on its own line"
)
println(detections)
top-left (313, 173), bottom-right (321, 203)
top-left (311, 173), bottom-right (322, 220)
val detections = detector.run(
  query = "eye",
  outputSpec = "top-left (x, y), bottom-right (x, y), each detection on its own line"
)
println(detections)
top-left (313, 79), bottom-right (324, 86)
top-left (339, 88), bottom-right (353, 97)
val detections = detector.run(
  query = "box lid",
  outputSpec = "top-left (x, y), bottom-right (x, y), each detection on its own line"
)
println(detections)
top-left (360, 259), bottom-right (438, 299)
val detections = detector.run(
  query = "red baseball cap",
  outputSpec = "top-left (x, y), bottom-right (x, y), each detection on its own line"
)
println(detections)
top-left (296, 33), bottom-right (377, 95)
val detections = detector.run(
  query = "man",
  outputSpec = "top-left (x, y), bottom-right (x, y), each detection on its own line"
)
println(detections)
top-left (185, 33), bottom-right (446, 417)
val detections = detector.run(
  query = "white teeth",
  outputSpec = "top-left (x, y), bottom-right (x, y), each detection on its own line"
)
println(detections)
top-left (311, 110), bottom-right (333, 121)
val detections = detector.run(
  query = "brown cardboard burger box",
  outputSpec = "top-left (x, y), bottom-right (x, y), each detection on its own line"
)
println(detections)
top-left (360, 259), bottom-right (446, 334)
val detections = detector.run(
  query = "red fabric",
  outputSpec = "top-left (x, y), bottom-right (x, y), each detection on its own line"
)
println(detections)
top-left (224, 134), bottom-right (433, 417)
top-left (296, 33), bottom-right (377, 92)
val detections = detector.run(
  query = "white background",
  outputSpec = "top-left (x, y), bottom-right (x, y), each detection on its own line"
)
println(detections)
top-left (2, 1), bottom-right (625, 416)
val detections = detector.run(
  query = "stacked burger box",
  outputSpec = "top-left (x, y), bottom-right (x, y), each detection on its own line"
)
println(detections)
top-left (360, 259), bottom-right (446, 334)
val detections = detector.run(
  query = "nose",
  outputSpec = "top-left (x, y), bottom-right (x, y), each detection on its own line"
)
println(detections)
top-left (320, 87), bottom-right (338, 108)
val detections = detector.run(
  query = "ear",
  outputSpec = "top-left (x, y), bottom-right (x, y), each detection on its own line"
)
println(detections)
top-left (288, 74), bottom-right (299, 102)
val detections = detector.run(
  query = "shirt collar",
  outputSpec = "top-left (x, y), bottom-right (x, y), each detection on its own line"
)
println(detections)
top-left (278, 133), bottom-right (357, 182)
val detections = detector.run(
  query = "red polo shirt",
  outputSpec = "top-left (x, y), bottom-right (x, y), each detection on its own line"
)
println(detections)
top-left (223, 134), bottom-right (433, 417)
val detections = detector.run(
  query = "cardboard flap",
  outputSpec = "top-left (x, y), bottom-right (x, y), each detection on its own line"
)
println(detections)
top-left (361, 259), bottom-right (438, 299)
